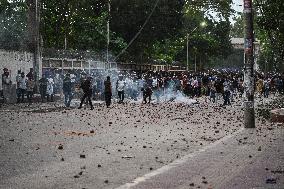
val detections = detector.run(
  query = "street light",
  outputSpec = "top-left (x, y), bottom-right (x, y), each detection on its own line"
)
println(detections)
top-left (186, 21), bottom-right (207, 72)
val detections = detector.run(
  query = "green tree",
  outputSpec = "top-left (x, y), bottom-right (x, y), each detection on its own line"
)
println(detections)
top-left (254, 0), bottom-right (284, 71)
top-left (41, 0), bottom-right (126, 56)
top-left (0, 0), bottom-right (28, 50)
top-left (110, 0), bottom-right (184, 62)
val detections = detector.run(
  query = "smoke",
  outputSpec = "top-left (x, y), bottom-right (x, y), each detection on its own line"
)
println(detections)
top-left (68, 68), bottom-right (196, 106)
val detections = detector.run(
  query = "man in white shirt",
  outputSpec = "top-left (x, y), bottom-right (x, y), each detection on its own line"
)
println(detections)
top-left (223, 79), bottom-right (231, 106)
top-left (116, 74), bottom-right (125, 103)
top-left (18, 72), bottom-right (27, 103)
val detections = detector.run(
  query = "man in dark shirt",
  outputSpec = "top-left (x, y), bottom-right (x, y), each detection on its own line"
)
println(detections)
top-left (214, 78), bottom-right (223, 102)
top-left (104, 76), bottom-right (112, 108)
top-left (63, 73), bottom-right (73, 107)
top-left (78, 76), bottom-right (94, 110)
top-left (39, 75), bottom-right (48, 102)
top-left (26, 68), bottom-right (34, 80)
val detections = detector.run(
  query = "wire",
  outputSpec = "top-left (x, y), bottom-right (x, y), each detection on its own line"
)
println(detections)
top-left (114, 0), bottom-right (160, 61)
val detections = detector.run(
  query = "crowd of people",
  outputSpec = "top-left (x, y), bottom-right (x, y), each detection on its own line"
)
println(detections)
top-left (1, 67), bottom-right (284, 109)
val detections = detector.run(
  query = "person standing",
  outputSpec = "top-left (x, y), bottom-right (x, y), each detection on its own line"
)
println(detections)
top-left (209, 81), bottom-right (216, 103)
top-left (143, 76), bottom-right (153, 104)
top-left (78, 76), bottom-right (94, 110)
top-left (63, 73), bottom-right (73, 107)
top-left (39, 75), bottom-right (48, 102)
top-left (223, 79), bottom-right (231, 106)
top-left (264, 79), bottom-right (270, 98)
top-left (256, 77), bottom-right (264, 97)
top-left (215, 78), bottom-right (223, 102)
top-left (152, 75), bottom-right (160, 102)
top-left (116, 74), bottom-right (125, 103)
top-left (16, 70), bottom-right (22, 102)
top-left (26, 68), bottom-right (34, 80)
top-left (47, 76), bottom-right (54, 102)
top-left (26, 77), bottom-right (35, 103)
top-left (2, 68), bottom-right (12, 103)
top-left (104, 76), bottom-right (112, 108)
top-left (18, 72), bottom-right (27, 103)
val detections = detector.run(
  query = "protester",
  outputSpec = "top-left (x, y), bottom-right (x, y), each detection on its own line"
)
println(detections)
top-left (2, 68), bottom-right (12, 103)
top-left (26, 77), bottom-right (35, 103)
top-left (215, 78), bottom-right (223, 103)
top-left (116, 74), bottom-right (125, 103)
top-left (0, 67), bottom-right (283, 107)
top-left (78, 76), bottom-right (94, 110)
top-left (223, 79), bottom-right (231, 106)
top-left (143, 76), bottom-right (153, 104)
top-left (39, 75), bottom-right (48, 102)
top-left (209, 81), bottom-right (216, 103)
top-left (104, 76), bottom-right (112, 108)
top-left (152, 75), bottom-right (160, 102)
top-left (17, 72), bottom-right (27, 103)
top-left (26, 68), bottom-right (34, 80)
top-left (256, 77), bottom-right (264, 97)
top-left (264, 79), bottom-right (270, 98)
top-left (47, 76), bottom-right (54, 102)
top-left (16, 70), bottom-right (22, 102)
top-left (63, 73), bottom-right (73, 107)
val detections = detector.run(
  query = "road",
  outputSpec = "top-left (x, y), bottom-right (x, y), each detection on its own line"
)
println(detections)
top-left (0, 96), bottom-right (283, 189)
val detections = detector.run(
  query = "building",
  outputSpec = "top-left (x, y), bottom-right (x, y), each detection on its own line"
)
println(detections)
top-left (231, 38), bottom-right (260, 71)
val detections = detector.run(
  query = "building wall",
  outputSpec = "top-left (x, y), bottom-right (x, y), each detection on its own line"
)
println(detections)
top-left (0, 49), bottom-right (34, 83)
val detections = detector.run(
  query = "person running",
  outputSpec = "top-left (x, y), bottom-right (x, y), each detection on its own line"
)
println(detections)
top-left (143, 76), bottom-right (153, 104)
top-left (78, 76), bottom-right (94, 110)
top-left (104, 76), bottom-right (112, 108)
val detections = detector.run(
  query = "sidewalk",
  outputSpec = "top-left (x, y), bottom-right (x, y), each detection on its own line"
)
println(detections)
top-left (117, 126), bottom-right (284, 189)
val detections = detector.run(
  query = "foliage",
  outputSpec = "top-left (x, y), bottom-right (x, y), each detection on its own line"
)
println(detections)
top-left (0, 0), bottom-right (28, 50)
top-left (110, 0), bottom-right (184, 62)
top-left (1, 0), bottom-right (237, 69)
top-left (41, 0), bottom-right (126, 56)
top-left (254, 0), bottom-right (284, 71)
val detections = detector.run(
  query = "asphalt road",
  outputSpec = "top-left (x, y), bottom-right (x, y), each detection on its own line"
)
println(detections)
top-left (0, 97), bottom-right (283, 189)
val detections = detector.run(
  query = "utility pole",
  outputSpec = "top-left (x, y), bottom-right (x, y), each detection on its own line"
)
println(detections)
top-left (106, 0), bottom-right (110, 70)
top-left (27, 0), bottom-right (42, 91)
top-left (243, 0), bottom-right (255, 128)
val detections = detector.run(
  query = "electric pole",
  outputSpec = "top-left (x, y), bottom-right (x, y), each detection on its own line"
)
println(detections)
top-left (27, 0), bottom-right (42, 91)
top-left (106, 0), bottom-right (110, 70)
top-left (243, 0), bottom-right (255, 128)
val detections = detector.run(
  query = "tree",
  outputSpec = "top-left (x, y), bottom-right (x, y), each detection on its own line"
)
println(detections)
top-left (230, 15), bottom-right (243, 38)
top-left (40, 0), bottom-right (126, 57)
top-left (110, 0), bottom-right (184, 63)
top-left (0, 0), bottom-right (28, 50)
top-left (254, 0), bottom-right (284, 71)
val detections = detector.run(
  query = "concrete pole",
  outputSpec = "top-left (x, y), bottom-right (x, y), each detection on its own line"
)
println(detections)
top-left (35, 0), bottom-right (42, 86)
top-left (243, 0), bottom-right (255, 128)
top-left (27, 0), bottom-right (42, 92)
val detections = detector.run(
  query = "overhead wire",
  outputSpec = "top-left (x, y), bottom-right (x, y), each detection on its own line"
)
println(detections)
top-left (114, 0), bottom-right (160, 61)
